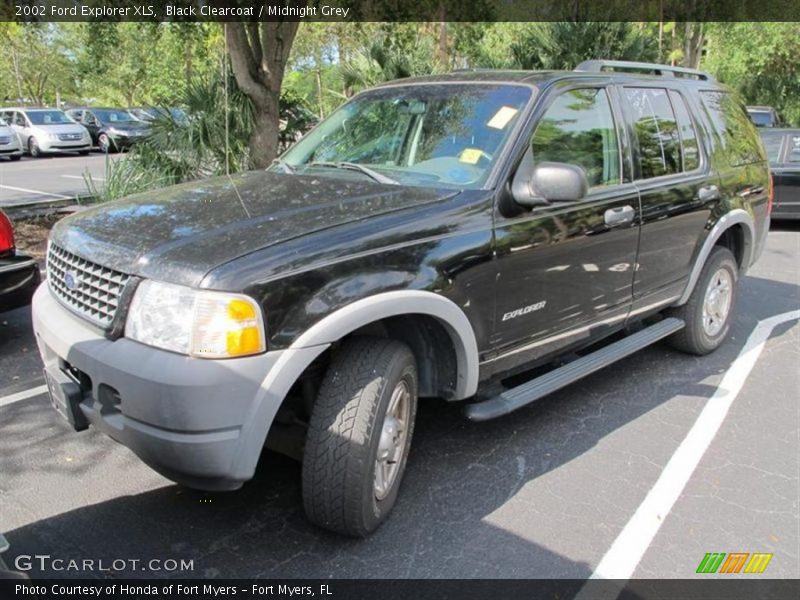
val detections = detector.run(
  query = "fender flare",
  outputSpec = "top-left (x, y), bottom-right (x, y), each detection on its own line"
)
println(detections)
top-left (290, 290), bottom-right (480, 399)
top-left (675, 208), bottom-right (755, 306)
top-left (230, 291), bottom-right (479, 480)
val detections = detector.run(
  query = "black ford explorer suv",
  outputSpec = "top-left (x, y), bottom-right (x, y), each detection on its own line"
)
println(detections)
top-left (33, 61), bottom-right (770, 537)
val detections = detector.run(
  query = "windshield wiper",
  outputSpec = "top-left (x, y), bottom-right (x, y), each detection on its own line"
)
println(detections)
top-left (271, 159), bottom-right (296, 174)
top-left (307, 161), bottom-right (399, 185)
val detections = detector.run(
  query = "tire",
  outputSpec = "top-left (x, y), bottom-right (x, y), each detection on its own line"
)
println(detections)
top-left (302, 337), bottom-right (418, 537)
top-left (98, 133), bottom-right (115, 154)
top-left (28, 137), bottom-right (41, 158)
top-left (9, 155), bottom-right (21, 161)
top-left (667, 246), bottom-right (738, 355)
top-left (78, 150), bottom-right (89, 156)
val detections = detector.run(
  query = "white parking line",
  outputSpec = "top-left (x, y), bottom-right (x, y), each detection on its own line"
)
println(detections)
top-left (0, 384), bottom-right (48, 408)
top-left (581, 309), bottom-right (800, 590)
top-left (61, 175), bottom-right (104, 182)
top-left (0, 184), bottom-right (72, 200)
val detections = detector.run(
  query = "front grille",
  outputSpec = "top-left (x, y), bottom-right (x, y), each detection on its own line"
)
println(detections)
top-left (58, 133), bottom-right (82, 141)
top-left (0, 136), bottom-right (11, 145)
top-left (47, 244), bottom-right (130, 328)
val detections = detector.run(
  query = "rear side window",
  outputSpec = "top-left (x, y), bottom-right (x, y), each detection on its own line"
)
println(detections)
top-left (788, 135), bottom-right (800, 163)
top-left (668, 91), bottom-right (700, 171)
top-left (700, 91), bottom-right (764, 166)
top-left (760, 134), bottom-right (784, 165)
top-left (531, 88), bottom-right (620, 188)
top-left (623, 87), bottom-right (681, 179)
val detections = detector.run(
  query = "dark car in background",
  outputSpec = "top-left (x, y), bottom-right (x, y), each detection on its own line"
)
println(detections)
top-left (66, 107), bottom-right (150, 153)
top-left (760, 129), bottom-right (800, 220)
top-left (128, 106), bottom-right (188, 125)
top-left (0, 209), bottom-right (39, 312)
top-left (747, 105), bottom-right (783, 128)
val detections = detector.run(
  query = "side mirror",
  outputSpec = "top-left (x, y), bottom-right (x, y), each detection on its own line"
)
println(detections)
top-left (512, 151), bottom-right (589, 207)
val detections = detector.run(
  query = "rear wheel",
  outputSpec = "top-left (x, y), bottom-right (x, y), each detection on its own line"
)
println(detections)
top-left (667, 246), bottom-right (738, 355)
top-left (302, 337), bottom-right (417, 537)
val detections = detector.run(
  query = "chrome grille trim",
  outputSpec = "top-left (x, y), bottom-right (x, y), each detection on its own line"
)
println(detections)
top-left (47, 244), bottom-right (130, 328)
top-left (58, 133), bottom-right (82, 141)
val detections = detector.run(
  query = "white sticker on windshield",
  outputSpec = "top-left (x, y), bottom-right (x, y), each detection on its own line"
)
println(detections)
top-left (487, 106), bottom-right (519, 130)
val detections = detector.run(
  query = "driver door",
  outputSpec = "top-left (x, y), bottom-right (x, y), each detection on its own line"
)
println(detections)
top-left (488, 85), bottom-right (641, 374)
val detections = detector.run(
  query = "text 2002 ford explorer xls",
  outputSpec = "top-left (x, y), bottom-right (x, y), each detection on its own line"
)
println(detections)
top-left (33, 61), bottom-right (771, 536)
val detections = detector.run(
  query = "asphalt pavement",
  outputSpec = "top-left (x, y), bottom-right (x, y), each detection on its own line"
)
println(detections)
top-left (0, 153), bottom-right (114, 208)
top-left (0, 223), bottom-right (797, 580)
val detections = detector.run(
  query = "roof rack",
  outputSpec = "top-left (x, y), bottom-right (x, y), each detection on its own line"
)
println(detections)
top-left (574, 60), bottom-right (713, 81)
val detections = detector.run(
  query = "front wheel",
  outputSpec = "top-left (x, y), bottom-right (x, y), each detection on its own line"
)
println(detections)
top-left (28, 137), bottom-right (41, 158)
top-left (302, 337), bottom-right (417, 537)
top-left (667, 246), bottom-right (738, 355)
top-left (98, 133), bottom-right (115, 153)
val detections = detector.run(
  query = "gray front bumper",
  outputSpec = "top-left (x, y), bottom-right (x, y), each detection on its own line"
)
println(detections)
top-left (31, 284), bottom-right (301, 490)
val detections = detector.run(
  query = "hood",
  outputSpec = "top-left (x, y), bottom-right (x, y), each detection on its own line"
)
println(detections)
top-left (105, 121), bottom-right (149, 132)
top-left (0, 125), bottom-right (15, 137)
top-left (51, 171), bottom-right (457, 287)
top-left (31, 123), bottom-right (87, 135)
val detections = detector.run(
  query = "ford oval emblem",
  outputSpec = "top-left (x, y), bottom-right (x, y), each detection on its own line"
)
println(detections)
top-left (64, 270), bottom-right (79, 291)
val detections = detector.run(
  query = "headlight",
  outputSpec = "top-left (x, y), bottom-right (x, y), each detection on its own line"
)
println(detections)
top-left (109, 128), bottom-right (128, 137)
top-left (126, 280), bottom-right (266, 358)
top-left (47, 133), bottom-right (60, 140)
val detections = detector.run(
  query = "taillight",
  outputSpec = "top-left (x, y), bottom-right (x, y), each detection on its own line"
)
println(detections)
top-left (0, 210), bottom-right (15, 254)
top-left (767, 174), bottom-right (774, 216)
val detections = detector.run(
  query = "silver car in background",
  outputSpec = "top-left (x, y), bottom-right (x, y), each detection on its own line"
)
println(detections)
top-left (0, 108), bottom-right (91, 157)
top-left (0, 116), bottom-right (23, 161)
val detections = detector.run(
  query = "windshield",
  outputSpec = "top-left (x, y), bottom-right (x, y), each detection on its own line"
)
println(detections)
top-left (95, 109), bottom-right (137, 123)
top-left (282, 84), bottom-right (532, 188)
top-left (27, 110), bottom-right (74, 125)
top-left (748, 111), bottom-right (774, 127)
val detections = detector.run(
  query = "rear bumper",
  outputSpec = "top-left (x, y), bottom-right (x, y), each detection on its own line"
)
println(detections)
top-left (0, 252), bottom-right (40, 312)
top-left (32, 284), bottom-right (298, 490)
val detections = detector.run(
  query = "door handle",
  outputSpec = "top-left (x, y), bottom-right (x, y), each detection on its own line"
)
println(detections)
top-left (698, 185), bottom-right (721, 202)
top-left (604, 205), bottom-right (636, 227)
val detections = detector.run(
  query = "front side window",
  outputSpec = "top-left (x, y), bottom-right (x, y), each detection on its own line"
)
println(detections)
top-left (623, 87), bottom-right (681, 179)
top-left (531, 88), bottom-right (620, 188)
top-left (282, 84), bottom-right (532, 189)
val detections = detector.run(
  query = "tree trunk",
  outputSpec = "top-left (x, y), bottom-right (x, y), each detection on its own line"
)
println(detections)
top-left (225, 21), bottom-right (299, 169)
top-left (249, 93), bottom-right (280, 169)
top-left (683, 22), bottom-right (704, 69)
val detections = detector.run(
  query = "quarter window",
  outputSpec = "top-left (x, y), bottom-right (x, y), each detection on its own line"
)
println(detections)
top-left (623, 88), bottom-right (682, 179)
top-left (700, 91), bottom-right (763, 166)
top-left (531, 88), bottom-right (620, 188)
top-left (788, 136), bottom-right (800, 163)
top-left (760, 134), bottom-right (784, 165)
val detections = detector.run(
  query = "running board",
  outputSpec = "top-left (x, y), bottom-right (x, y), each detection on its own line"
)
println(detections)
top-left (464, 318), bottom-right (685, 422)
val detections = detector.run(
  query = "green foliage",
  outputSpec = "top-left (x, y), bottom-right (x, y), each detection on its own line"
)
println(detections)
top-left (703, 23), bottom-right (800, 126)
top-left (475, 22), bottom-right (659, 70)
top-left (90, 71), bottom-right (314, 202)
top-left (88, 70), bottom-right (254, 202)
top-left (0, 23), bottom-right (78, 105)
top-left (74, 22), bottom-right (223, 107)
